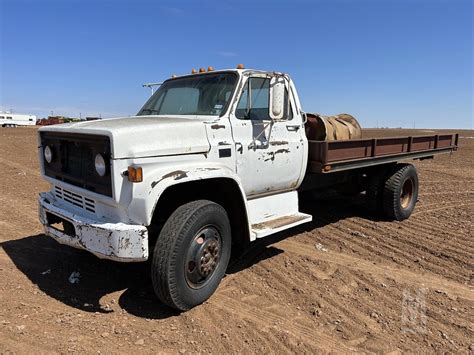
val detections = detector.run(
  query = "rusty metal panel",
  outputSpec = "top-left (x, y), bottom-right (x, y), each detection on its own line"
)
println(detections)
top-left (438, 135), bottom-right (454, 148)
top-left (307, 133), bottom-right (458, 173)
top-left (325, 140), bottom-right (372, 161)
top-left (411, 136), bottom-right (435, 151)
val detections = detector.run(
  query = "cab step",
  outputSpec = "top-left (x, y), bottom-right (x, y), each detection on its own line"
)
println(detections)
top-left (251, 213), bottom-right (312, 239)
top-left (247, 190), bottom-right (312, 240)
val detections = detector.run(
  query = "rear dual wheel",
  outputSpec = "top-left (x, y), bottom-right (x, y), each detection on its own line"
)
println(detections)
top-left (151, 200), bottom-right (231, 311)
top-left (367, 163), bottom-right (419, 221)
top-left (383, 164), bottom-right (418, 221)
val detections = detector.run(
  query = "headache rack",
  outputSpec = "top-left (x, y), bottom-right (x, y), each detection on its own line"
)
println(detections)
top-left (308, 133), bottom-right (459, 173)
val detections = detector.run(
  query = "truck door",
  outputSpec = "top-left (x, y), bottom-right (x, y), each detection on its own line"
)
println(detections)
top-left (230, 75), bottom-right (305, 196)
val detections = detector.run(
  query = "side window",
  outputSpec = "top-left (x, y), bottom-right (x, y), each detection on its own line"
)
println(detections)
top-left (236, 77), bottom-right (270, 120)
top-left (236, 77), bottom-right (293, 120)
top-left (0, 116), bottom-right (4, 119)
top-left (6, 116), bottom-right (12, 119)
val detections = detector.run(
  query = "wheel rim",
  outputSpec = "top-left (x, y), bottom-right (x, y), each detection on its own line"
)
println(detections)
top-left (400, 177), bottom-right (414, 209)
top-left (185, 225), bottom-right (222, 289)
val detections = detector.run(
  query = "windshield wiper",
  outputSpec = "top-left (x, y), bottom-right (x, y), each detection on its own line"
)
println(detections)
top-left (140, 108), bottom-right (160, 115)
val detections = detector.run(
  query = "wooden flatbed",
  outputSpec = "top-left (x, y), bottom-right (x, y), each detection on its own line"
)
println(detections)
top-left (308, 133), bottom-right (459, 173)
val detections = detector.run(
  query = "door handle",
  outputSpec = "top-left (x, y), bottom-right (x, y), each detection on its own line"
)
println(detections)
top-left (286, 124), bottom-right (301, 131)
top-left (235, 142), bottom-right (243, 154)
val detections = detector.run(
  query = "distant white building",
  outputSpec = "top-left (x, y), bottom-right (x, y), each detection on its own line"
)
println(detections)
top-left (0, 112), bottom-right (37, 127)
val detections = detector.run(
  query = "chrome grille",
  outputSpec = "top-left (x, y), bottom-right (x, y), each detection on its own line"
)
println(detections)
top-left (54, 186), bottom-right (96, 213)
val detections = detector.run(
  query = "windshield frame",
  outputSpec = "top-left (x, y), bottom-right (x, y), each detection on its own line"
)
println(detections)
top-left (137, 71), bottom-right (240, 118)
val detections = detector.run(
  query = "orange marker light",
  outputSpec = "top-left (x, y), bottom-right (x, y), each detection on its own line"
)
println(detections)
top-left (128, 166), bottom-right (143, 182)
top-left (237, 63), bottom-right (245, 69)
top-left (191, 68), bottom-right (197, 74)
top-left (199, 68), bottom-right (206, 73)
top-left (207, 66), bottom-right (214, 72)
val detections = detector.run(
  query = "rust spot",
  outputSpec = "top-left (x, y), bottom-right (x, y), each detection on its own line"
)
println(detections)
top-left (274, 148), bottom-right (290, 155)
top-left (163, 170), bottom-right (188, 180)
top-left (175, 174), bottom-right (187, 180)
top-left (211, 124), bottom-right (225, 130)
top-left (151, 170), bottom-right (189, 188)
top-left (218, 141), bottom-right (231, 146)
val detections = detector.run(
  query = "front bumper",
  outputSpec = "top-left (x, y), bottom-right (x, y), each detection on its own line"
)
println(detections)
top-left (38, 192), bottom-right (148, 262)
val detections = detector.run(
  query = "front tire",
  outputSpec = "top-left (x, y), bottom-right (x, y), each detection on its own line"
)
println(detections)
top-left (151, 200), bottom-right (231, 311)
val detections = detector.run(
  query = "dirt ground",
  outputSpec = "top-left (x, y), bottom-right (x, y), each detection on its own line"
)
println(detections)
top-left (0, 127), bottom-right (472, 353)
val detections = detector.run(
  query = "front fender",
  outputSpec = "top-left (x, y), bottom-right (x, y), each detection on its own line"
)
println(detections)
top-left (126, 160), bottom-right (249, 228)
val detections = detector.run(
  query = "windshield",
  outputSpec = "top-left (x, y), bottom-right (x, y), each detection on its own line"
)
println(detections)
top-left (137, 72), bottom-right (238, 116)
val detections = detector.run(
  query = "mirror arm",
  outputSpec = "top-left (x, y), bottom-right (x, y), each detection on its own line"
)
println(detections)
top-left (301, 111), bottom-right (308, 124)
top-left (245, 79), bottom-right (252, 119)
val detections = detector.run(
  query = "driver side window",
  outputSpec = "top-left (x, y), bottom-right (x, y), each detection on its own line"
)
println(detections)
top-left (236, 77), bottom-right (270, 120)
top-left (236, 77), bottom-right (293, 120)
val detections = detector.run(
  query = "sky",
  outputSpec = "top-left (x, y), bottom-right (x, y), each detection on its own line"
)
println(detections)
top-left (0, 0), bottom-right (472, 129)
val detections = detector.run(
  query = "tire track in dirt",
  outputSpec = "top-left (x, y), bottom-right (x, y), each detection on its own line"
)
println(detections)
top-left (198, 304), bottom-right (296, 353)
top-left (338, 217), bottom-right (473, 270)
top-left (395, 220), bottom-right (474, 255)
top-left (321, 212), bottom-right (472, 273)
top-left (412, 201), bottom-right (474, 217)
top-left (247, 236), bottom-right (473, 351)
top-left (211, 291), bottom-right (355, 352)
top-left (405, 219), bottom-right (473, 249)
top-left (222, 252), bottom-right (384, 349)
top-left (313, 219), bottom-right (464, 282)
top-left (414, 200), bottom-right (472, 210)
top-left (326, 218), bottom-right (472, 283)
top-left (277, 239), bottom-right (473, 300)
top-left (347, 272), bottom-right (471, 351)
top-left (420, 191), bottom-right (474, 196)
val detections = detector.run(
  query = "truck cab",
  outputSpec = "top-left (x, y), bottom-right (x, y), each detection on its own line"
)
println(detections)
top-left (38, 66), bottom-right (457, 310)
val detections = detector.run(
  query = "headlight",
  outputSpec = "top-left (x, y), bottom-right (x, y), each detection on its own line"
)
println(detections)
top-left (95, 153), bottom-right (106, 177)
top-left (44, 145), bottom-right (52, 163)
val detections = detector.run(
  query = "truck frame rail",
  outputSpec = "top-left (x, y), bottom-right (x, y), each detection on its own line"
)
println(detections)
top-left (308, 133), bottom-right (459, 173)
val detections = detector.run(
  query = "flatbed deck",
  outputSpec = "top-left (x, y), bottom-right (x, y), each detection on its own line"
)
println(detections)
top-left (308, 133), bottom-right (459, 173)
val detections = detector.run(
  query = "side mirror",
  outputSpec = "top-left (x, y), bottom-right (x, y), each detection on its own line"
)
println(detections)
top-left (269, 76), bottom-right (285, 120)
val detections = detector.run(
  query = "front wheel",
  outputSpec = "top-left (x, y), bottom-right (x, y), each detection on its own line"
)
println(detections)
top-left (151, 200), bottom-right (231, 311)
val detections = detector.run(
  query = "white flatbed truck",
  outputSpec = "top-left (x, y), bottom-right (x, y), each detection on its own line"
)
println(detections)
top-left (37, 67), bottom-right (458, 310)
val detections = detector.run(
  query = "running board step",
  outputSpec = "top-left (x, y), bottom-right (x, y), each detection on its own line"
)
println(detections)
top-left (251, 213), bottom-right (312, 239)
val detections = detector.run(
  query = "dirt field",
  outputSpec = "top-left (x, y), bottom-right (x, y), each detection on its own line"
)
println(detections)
top-left (0, 127), bottom-right (472, 353)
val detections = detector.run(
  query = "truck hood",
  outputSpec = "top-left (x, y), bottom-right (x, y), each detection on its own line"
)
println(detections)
top-left (39, 116), bottom-right (211, 159)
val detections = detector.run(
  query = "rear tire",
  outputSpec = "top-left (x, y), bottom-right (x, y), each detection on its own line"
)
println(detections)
top-left (382, 164), bottom-right (418, 221)
top-left (151, 200), bottom-right (231, 311)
